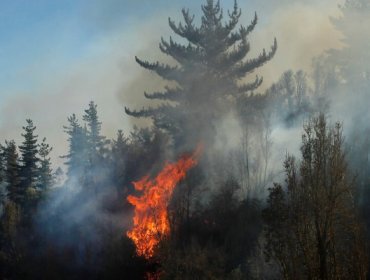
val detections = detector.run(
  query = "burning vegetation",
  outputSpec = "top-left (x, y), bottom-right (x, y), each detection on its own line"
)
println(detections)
top-left (127, 146), bottom-right (201, 259)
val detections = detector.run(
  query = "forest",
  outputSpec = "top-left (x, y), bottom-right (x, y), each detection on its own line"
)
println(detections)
top-left (1, 0), bottom-right (370, 279)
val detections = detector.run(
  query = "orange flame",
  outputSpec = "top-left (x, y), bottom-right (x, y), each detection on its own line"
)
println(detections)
top-left (127, 146), bottom-right (202, 259)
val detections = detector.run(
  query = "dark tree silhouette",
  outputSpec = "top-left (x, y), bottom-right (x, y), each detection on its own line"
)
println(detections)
top-left (38, 137), bottom-right (53, 190)
top-left (62, 114), bottom-right (87, 180)
top-left (83, 101), bottom-right (107, 160)
top-left (19, 119), bottom-right (39, 203)
top-left (3, 141), bottom-right (20, 204)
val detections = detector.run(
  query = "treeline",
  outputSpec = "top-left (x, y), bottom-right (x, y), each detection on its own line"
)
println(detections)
top-left (0, 101), bottom-right (170, 279)
top-left (0, 0), bottom-right (370, 279)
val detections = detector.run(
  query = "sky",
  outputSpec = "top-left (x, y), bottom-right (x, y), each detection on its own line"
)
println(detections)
top-left (0, 0), bottom-right (344, 168)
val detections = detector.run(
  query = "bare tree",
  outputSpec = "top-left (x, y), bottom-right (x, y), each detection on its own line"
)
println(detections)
top-left (235, 106), bottom-right (273, 199)
top-left (264, 114), bottom-right (367, 280)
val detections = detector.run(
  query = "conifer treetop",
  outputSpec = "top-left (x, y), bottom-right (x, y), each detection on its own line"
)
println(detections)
top-left (125, 0), bottom-right (277, 143)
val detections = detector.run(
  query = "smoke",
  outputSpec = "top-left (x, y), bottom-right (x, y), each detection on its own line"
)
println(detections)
top-left (34, 164), bottom-right (133, 271)
top-left (113, 0), bottom-right (352, 202)
top-left (5, 0), bottom-right (370, 274)
top-left (0, 0), bottom-right (346, 169)
top-left (22, 0), bottom-right (356, 216)
top-left (247, 1), bottom-right (343, 87)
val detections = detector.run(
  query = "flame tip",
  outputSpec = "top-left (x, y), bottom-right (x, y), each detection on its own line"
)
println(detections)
top-left (126, 145), bottom-right (201, 259)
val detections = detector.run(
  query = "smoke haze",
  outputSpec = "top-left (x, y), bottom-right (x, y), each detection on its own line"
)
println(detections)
top-left (0, 0), bottom-right (346, 168)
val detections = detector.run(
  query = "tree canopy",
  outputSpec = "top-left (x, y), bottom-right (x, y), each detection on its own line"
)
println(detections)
top-left (125, 0), bottom-right (277, 148)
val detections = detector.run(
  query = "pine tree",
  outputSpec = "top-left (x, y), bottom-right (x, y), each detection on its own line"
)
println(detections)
top-left (62, 114), bottom-right (88, 179)
top-left (0, 144), bottom-right (5, 209)
top-left (38, 138), bottom-right (53, 190)
top-left (3, 141), bottom-right (20, 204)
top-left (112, 130), bottom-right (128, 153)
top-left (0, 144), bottom-right (4, 184)
top-left (82, 101), bottom-right (108, 193)
top-left (125, 0), bottom-right (277, 147)
top-left (19, 119), bottom-right (39, 195)
top-left (83, 101), bottom-right (107, 161)
top-left (111, 130), bottom-right (128, 195)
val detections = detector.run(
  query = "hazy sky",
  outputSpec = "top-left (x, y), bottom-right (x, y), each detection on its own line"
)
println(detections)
top-left (0, 0), bottom-right (344, 167)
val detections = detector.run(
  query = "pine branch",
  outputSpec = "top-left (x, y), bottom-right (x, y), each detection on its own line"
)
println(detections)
top-left (218, 39), bottom-right (250, 70)
top-left (233, 38), bottom-right (277, 77)
top-left (144, 86), bottom-right (183, 101)
top-left (226, 31), bottom-right (244, 48)
top-left (226, 13), bottom-right (257, 48)
top-left (225, 0), bottom-right (242, 34)
top-left (125, 104), bottom-right (174, 118)
top-left (125, 104), bottom-right (179, 134)
top-left (238, 76), bottom-right (263, 93)
top-left (125, 106), bottom-right (157, 118)
top-left (245, 12), bottom-right (258, 36)
top-left (168, 14), bottom-right (202, 47)
top-left (159, 37), bottom-right (203, 63)
top-left (135, 56), bottom-right (183, 82)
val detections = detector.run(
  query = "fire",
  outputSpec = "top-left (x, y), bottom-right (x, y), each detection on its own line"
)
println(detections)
top-left (127, 146), bottom-right (202, 259)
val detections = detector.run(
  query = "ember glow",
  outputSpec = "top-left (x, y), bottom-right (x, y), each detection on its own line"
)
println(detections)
top-left (127, 146), bottom-right (202, 259)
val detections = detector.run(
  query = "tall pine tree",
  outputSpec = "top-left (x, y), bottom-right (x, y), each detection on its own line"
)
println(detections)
top-left (111, 130), bottom-right (128, 195)
top-left (62, 114), bottom-right (88, 180)
top-left (38, 138), bottom-right (53, 190)
top-left (19, 119), bottom-right (39, 199)
top-left (125, 0), bottom-right (277, 148)
top-left (0, 144), bottom-right (5, 206)
top-left (83, 101), bottom-right (107, 162)
top-left (82, 101), bottom-right (108, 193)
top-left (0, 144), bottom-right (4, 185)
top-left (3, 141), bottom-right (20, 203)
